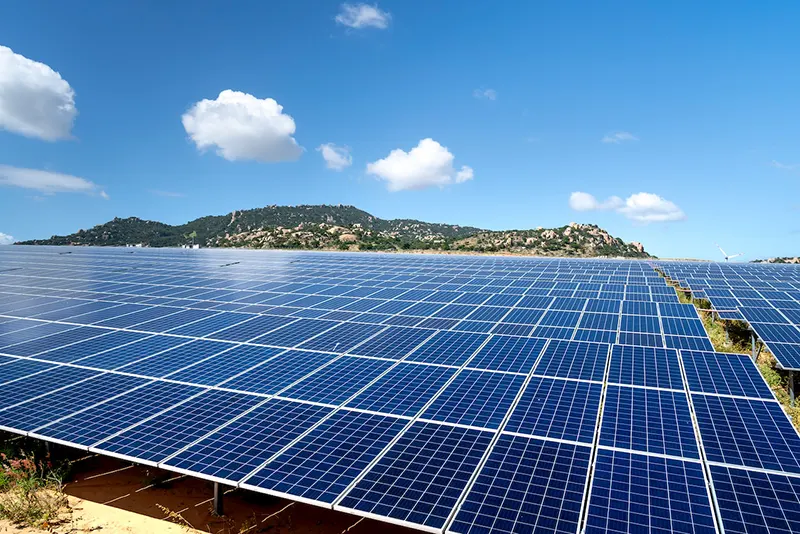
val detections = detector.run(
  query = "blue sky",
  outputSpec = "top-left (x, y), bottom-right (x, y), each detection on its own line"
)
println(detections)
top-left (0, 1), bottom-right (798, 260)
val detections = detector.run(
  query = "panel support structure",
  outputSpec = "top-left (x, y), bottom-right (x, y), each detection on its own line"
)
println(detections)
top-left (213, 482), bottom-right (223, 516)
top-left (751, 331), bottom-right (757, 361)
top-left (790, 372), bottom-right (796, 408)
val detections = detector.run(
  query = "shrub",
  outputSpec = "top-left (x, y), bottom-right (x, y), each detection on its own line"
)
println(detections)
top-left (0, 450), bottom-right (68, 528)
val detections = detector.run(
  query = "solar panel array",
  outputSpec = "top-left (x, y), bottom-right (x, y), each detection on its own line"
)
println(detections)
top-left (0, 246), bottom-right (799, 533)
top-left (656, 261), bottom-right (800, 370)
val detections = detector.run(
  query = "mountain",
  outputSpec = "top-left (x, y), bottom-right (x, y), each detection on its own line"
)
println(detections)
top-left (752, 257), bottom-right (800, 264)
top-left (15, 204), bottom-right (652, 258)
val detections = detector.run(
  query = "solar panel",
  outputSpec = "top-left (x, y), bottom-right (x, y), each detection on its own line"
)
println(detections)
top-left (466, 336), bottom-right (546, 373)
top-left (584, 450), bottom-right (717, 534)
top-left (94, 389), bottom-right (266, 463)
top-left (710, 465), bottom-right (800, 534)
top-left (241, 410), bottom-right (408, 504)
top-left (405, 331), bottom-right (488, 366)
top-left (600, 386), bottom-right (699, 459)
top-left (219, 349), bottom-right (336, 395)
top-left (337, 421), bottom-right (494, 530)
top-left (163, 399), bottom-right (332, 484)
top-left (680, 350), bottom-right (774, 399)
top-left (448, 436), bottom-right (591, 534)
top-left (279, 356), bottom-right (394, 405)
top-left (346, 362), bottom-right (456, 416)
top-left (533, 340), bottom-right (609, 381)
top-left (607, 345), bottom-right (684, 390)
top-left (419, 370), bottom-right (526, 429)
top-left (504, 377), bottom-right (601, 443)
top-left (692, 395), bottom-right (800, 474)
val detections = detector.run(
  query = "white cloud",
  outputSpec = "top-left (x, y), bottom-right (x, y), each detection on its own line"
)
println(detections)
top-left (317, 143), bottom-right (352, 171)
top-left (569, 192), bottom-right (623, 211)
top-left (618, 192), bottom-right (686, 222)
top-left (182, 90), bottom-right (302, 163)
top-left (336, 3), bottom-right (391, 29)
top-left (0, 46), bottom-right (76, 141)
top-left (0, 165), bottom-right (108, 198)
top-left (0, 233), bottom-right (14, 245)
top-left (771, 160), bottom-right (799, 171)
top-left (367, 138), bottom-right (474, 192)
top-left (472, 88), bottom-right (497, 101)
top-left (569, 191), bottom-right (685, 223)
top-left (601, 131), bottom-right (638, 144)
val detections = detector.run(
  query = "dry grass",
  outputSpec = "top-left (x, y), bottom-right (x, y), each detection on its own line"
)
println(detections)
top-left (0, 450), bottom-right (70, 529)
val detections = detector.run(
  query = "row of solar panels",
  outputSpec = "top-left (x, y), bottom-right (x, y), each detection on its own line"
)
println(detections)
top-left (0, 290), bottom-right (713, 352)
top-left (1, 327), bottom-right (798, 533)
top-left (656, 263), bottom-right (800, 370)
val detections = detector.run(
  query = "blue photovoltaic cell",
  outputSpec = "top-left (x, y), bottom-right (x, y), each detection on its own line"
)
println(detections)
top-left (533, 340), bottom-right (609, 381)
top-left (243, 411), bottom-right (408, 503)
top-left (620, 315), bottom-right (661, 334)
top-left (1, 326), bottom-right (107, 356)
top-left (584, 299), bottom-right (620, 314)
top-left (421, 369), bottom-right (525, 429)
top-left (33, 330), bottom-right (148, 363)
top-left (692, 395), bottom-right (800, 474)
top-left (32, 380), bottom-right (204, 446)
top-left (607, 345), bottom-right (684, 390)
top-left (662, 317), bottom-right (707, 337)
top-left (117, 339), bottom-right (234, 377)
top-left (167, 345), bottom-right (284, 386)
top-left (405, 331), bottom-right (488, 366)
top-left (297, 322), bottom-right (384, 353)
top-left (467, 336), bottom-right (546, 374)
top-left (220, 350), bottom-right (336, 395)
top-left (658, 303), bottom-right (699, 318)
top-left (95, 389), bottom-right (265, 463)
top-left (710, 464), bottom-right (800, 534)
top-left (449, 436), bottom-right (591, 534)
top-left (167, 312), bottom-right (254, 337)
top-left (0, 358), bottom-right (55, 385)
top-left (348, 326), bottom-right (436, 359)
top-left (770, 343), bottom-right (800, 370)
top-left (574, 329), bottom-right (618, 344)
top-left (130, 309), bottom-right (221, 333)
top-left (75, 335), bottom-right (189, 369)
top-left (206, 314), bottom-right (298, 342)
top-left (0, 365), bottom-right (99, 411)
top-left (600, 386), bottom-right (699, 459)
top-left (0, 373), bottom-right (147, 432)
top-left (504, 377), bottom-right (601, 444)
top-left (665, 335), bottom-right (715, 352)
top-left (280, 356), bottom-right (394, 405)
top-left (585, 449), bottom-right (716, 534)
top-left (94, 307), bottom-right (181, 328)
top-left (681, 350), bottom-right (773, 399)
top-left (339, 422), bottom-right (493, 530)
top-left (493, 323), bottom-right (535, 336)
top-left (502, 308), bottom-right (544, 325)
top-left (578, 313), bottom-right (620, 331)
top-left (164, 399), bottom-right (332, 483)
top-left (618, 332), bottom-right (664, 348)
top-left (622, 301), bottom-right (658, 316)
top-left (346, 362), bottom-right (455, 416)
top-left (466, 306), bottom-right (511, 322)
top-left (248, 318), bottom-right (338, 347)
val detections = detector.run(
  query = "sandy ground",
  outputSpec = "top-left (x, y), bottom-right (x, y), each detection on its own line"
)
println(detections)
top-left (1, 454), bottom-right (414, 534)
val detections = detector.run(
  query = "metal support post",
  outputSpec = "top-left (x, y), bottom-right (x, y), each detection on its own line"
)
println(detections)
top-left (213, 482), bottom-right (224, 516)
top-left (790, 372), bottom-right (796, 408)
top-left (751, 331), bottom-right (757, 361)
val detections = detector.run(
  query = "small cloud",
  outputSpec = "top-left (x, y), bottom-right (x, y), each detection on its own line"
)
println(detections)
top-left (770, 160), bottom-right (799, 171)
top-left (182, 90), bottom-right (302, 163)
top-left (525, 136), bottom-right (540, 144)
top-left (317, 143), bottom-right (352, 171)
top-left (367, 138), bottom-right (473, 192)
top-left (335, 3), bottom-right (391, 29)
top-left (601, 131), bottom-right (638, 144)
top-left (472, 88), bottom-right (497, 101)
top-left (149, 189), bottom-right (186, 198)
top-left (0, 165), bottom-right (107, 198)
top-left (0, 46), bottom-right (77, 141)
top-left (569, 191), bottom-right (685, 223)
top-left (0, 233), bottom-right (14, 245)
top-left (569, 192), bottom-right (623, 211)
